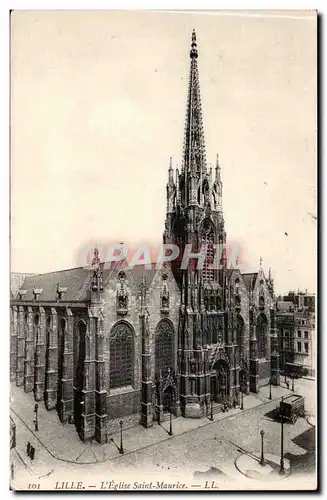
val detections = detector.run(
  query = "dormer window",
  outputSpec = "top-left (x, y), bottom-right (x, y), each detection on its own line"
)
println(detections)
top-left (18, 289), bottom-right (27, 300)
top-left (33, 288), bottom-right (43, 301)
top-left (56, 285), bottom-right (67, 301)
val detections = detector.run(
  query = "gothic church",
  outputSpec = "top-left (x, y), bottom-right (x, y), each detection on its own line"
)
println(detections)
top-left (10, 31), bottom-right (279, 443)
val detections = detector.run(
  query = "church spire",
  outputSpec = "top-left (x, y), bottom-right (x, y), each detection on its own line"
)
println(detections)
top-left (182, 30), bottom-right (206, 176)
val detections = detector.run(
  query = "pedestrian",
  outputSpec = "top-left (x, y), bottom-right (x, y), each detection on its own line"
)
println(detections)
top-left (11, 462), bottom-right (14, 480)
top-left (26, 442), bottom-right (31, 456)
top-left (286, 381), bottom-right (290, 390)
top-left (233, 398), bottom-right (237, 409)
top-left (30, 446), bottom-right (35, 461)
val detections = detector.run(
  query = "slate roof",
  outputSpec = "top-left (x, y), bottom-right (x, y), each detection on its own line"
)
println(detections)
top-left (241, 272), bottom-right (258, 291)
top-left (277, 301), bottom-right (295, 312)
top-left (225, 269), bottom-right (234, 280)
top-left (14, 260), bottom-right (159, 303)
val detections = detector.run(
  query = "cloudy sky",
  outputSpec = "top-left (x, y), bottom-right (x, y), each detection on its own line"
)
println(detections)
top-left (10, 10), bottom-right (317, 294)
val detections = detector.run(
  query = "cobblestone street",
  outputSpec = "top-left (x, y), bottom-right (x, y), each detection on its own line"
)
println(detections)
top-left (10, 378), bottom-right (316, 491)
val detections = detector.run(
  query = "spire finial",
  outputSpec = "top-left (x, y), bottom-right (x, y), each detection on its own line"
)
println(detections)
top-left (190, 29), bottom-right (198, 59)
top-left (215, 153), bottom-right (221, 183)
top-left (169, 156), bottom-right (173, 170)
top-left (259, 256), bottom-right (263, 268)
top-left (92, 245), bottom-right (100, 265)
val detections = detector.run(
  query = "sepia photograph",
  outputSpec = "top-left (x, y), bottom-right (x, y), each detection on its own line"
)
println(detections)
top-left (9, 9), bottom-right (317, 491)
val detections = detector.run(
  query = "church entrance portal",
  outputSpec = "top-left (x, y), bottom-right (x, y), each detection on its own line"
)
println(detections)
top-left (210, 360), bottom-right (229, 403)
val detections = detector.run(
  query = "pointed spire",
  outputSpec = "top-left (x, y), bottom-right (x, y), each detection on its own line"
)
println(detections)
top-left (190, 29), bottom-right (198, 59)
top-left (215, 153), bottom-right (221, 183)
top-left (268, 267), bottom-right (272, 281)
top-left (168, 156), bottom-right (174, 184)
top-left (259, 256), bottom-right (263, 269)
top-left (182, 30), bottom-right (206, 182)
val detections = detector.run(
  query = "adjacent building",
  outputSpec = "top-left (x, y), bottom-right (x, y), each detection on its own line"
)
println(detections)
top-left (276, 291), bottom-right (315, 378)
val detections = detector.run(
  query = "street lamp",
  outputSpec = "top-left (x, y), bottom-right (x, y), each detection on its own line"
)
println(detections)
top-left (204, 396), bottom-right (208, 418)
top-left (33, 404), bottom-right (39, 431)
top-left (119, 420), bottom-right (124, 454)
top-left (240, 377), bottom-right (245, 410)
top-left (260, 429), bottom-right (265, 466)
top-left (168, 408), bottom-right (173, 436)
top-left (291, 373), bottom-right (295, 392)
top-left (210, 394), bottom-right (214, 421)
top-left (279, 398), bottom-right (285, 475)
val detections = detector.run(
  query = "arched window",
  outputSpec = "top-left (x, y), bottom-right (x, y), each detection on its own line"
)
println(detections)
top-left (256, 314), bottom-right (268, 358)
top-left (57, 317), bottom-right (66, 401)
top-left (45, 316), bottom-right (51, 373)
top-left (75, 321), bottom-right (86, 390)
top-left (155, 320), bottom-right (174, 378)
top-left (236, 315), bottom-right (244, 354)
top-left (110, 322), bottom-right (134, 389)
top-left (201, 219), bottom-right (215, 282)
top-left (34, 314), bottom-right (39, 346)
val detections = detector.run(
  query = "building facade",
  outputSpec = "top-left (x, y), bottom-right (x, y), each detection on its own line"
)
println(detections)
top-left (10, 31), bottom-right (279, 443)
top-left (276, 291), bottom-right (315, 377)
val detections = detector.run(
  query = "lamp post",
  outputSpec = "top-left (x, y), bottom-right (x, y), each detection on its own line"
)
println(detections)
top-left (260, 429), bottom-right (265, 466)
top-left (210, 394), bottom-right (214, 421)
top-left (119, 420), bottom-right (124, 454)
top-left (279, 398), bottom-right (285, 475)
top-left (291, 373), bottom-right (295, 392)
top-left (34, 404), bottom-right (39, 431)
top-left (168, 408), bottom-right (173, 436)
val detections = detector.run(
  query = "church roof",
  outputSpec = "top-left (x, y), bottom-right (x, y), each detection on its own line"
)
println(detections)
top-left (127, 264), bottom-right (157, 289)
top-left (14, 261), bottom-right (159, 303)
top-left (241, 272), bottom-right (258, 291)
top-left (277, 301), bottom-right (295, 312)
top-left (17, 267), bottom-right (95, 302)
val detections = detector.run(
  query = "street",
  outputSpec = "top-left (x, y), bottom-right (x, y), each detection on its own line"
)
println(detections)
top-left (10, 378), bottom-right (316, 491)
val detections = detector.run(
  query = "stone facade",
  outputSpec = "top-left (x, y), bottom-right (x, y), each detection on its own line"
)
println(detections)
top-left (276, 291), bottom-right (315, 378)
top-left (10, 30), bottom-right (279, 444)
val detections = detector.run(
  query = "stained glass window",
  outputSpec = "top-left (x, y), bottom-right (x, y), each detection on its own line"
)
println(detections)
top-left (155, 320), bottom-right (174, 378)
top-left (110, 322), bottom-right (134, 389)
top-left (75, 321), bottom-right (86, 390)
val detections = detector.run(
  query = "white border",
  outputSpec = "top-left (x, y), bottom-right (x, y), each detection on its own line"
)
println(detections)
top-left (1, 2), bottom-right (323, 498)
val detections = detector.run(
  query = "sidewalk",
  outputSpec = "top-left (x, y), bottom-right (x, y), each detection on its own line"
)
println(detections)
top-left (10, 383), bottom-right (292, 466)
top-left (235, 452), bottom-right (291, 481)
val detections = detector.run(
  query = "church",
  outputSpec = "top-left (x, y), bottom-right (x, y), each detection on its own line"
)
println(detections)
top-left (10, 30), bottom-right (279, 444)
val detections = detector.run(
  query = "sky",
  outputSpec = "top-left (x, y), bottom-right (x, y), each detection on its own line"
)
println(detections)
top-left (10, 10), bottom-right (317, 294)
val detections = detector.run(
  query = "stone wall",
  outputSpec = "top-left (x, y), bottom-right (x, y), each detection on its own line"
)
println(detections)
top-left (107, 389), bottom-right (140, 420)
